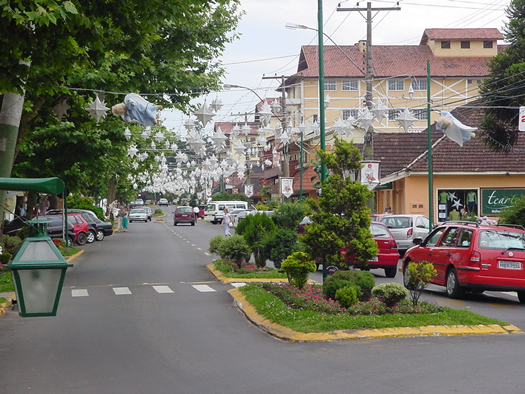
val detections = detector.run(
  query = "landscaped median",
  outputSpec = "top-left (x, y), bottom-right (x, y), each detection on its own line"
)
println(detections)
top-left (207, 261), bottom-right (522, 342)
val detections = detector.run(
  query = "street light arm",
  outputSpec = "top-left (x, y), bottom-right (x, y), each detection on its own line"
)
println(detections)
top-left (223, 84), bottom-right (264, 102)
top-left (285, 23), bottom-right (365, 77)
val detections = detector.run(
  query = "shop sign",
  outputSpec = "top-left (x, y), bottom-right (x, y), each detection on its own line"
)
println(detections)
top-left (481, 189), bottom-right (525, 215)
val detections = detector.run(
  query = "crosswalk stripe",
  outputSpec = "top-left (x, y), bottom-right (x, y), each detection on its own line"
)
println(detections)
top-left (153, 285), bottom-right (174, 294)
top-left (72, 289), bottom-right (89, 297)
top-left (192, 284), bottom-right (216, 292)
top-left (230, 283), bottom-right (246, 288)
top-left (113, 287), bottom-right (132, 295)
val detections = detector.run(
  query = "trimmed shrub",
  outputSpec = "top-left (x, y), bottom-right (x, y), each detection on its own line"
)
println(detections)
top-left (217, 235), bottom-right (251, 267)
top-left (406, 261), bottom-right (437, 306)
top-left (0, 252), bottom-right (12, 265)
top-left (4, 236), bottom-right (22, 253)
top-left (335, 285), bottom-right (359, 308)
top-left (372, 283), bottom-right (408, 307)
top-left (323, 270), bottom-right (375, 301)
top-left (209, 235), bottom-right (226, 256)
top-left (236, 213), bottom-right (276, 267)
top-left (281, 252), bottom-right (317, 289)
top-left (264, 228), bottom-right (300, 269)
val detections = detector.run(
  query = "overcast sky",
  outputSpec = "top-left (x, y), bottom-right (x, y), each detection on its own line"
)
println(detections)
top-left (162, 0), bottom-right (509, 132)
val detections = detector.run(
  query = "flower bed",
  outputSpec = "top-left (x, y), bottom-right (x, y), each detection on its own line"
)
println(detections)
top-left (213, 259), bottom-right (287, 279)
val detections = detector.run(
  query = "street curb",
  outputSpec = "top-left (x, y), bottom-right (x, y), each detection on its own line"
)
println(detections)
top-left (206, 263), bottom-right (316, 284)
top-left (228, 288), bottom-right (523, 342)
top-left (0, 250), bottom-right (84, 315)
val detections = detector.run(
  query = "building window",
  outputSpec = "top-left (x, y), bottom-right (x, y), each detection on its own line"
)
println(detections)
top-left (461, 41), bottom-right (470, 49)
top-left (441, 41), bottom-right (450, 49)
top-left (312, 114), bottom-right (318, 123)
top-left (413, 109), bottom-right (427, 120)
top-left (483, 41), bottom-right (493, 49)
top-left (388, 109), bottom-right (400, 120)
top-left (388, 79), bottom-right (405, 91)
top-left (342, 109), bottom-right (359, 120)
top-left (342, 80), bottom-right (358, 91)
top-left (412, 79), bottom-right (427, 91)
top-left (324, 80), bottom-right (336, 91)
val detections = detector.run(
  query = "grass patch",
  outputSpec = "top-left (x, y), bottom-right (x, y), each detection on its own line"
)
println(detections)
top-left (213, 259), bottom-right (288, 279)
top-left (0, 297), bottom-right (6, 304)
top-left (239, 283), bottom-right (509, 333)
top-left (59, 246), bottom-right (81, 257)
top-left (0, 271), bottom-right (14, 292)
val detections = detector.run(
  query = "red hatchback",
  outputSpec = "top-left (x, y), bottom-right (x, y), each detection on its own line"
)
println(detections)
top-left (403, 221), bottom-right (525, 302)
top-left (341, 222), bottom-right (400, 278)
top-left (55, 213), bottom-right (89, 245)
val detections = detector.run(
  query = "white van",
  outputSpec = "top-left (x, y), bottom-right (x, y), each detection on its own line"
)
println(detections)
top-left (204, 201), bottom-right (250, 224)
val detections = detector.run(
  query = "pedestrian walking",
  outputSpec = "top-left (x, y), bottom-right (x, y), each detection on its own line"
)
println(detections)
top-left (122, 208), bottom-right (129, 232)
top-left (117, 206), bottom-right (125, 231)
top-left (193, 206), bottom-right (200, 223)
top-left (221, 208), bottom-right (232, 236)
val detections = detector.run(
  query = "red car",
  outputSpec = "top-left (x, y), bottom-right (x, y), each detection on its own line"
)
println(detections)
top-left (56, 213), bottom-right (90, 245)
top-left (341, 221), bottom-right (399, 278)
top-left (403, 221), bottom-right (525, 302)
top-left (173, 206), bottom-right (196, 226)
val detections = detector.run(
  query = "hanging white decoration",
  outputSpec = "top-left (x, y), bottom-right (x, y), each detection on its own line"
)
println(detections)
top-left (127, 145), bottom-right (138, 158)
top-left (357, 108), bottom-right (375, 131)
top-left (209, 98), bottom-right (223, 113)
top-left (193, 101), bottom-right (216, 127)
top-left (258, 100), bottom-right (273, 127)
top-left (371, 100), bottom-right (389, 123)
top-left (86, 96), bottom-right (109, 122)
top-left (395, 108), bottom-right (418, 132)
top-left (124, 127), bottom-right (132, 141)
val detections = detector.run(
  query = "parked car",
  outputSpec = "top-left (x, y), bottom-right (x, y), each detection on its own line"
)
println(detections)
top-left (174, 206), bottom-right (195, 226)
top-left (3, 216), bottom-right (77, 244)
top-left (380, 214), bottom-right (430, 254)
top-left (49, 214), bottom-right (89, 245)
top-left (143, 206), bottom-right (153, 221)
top-left (198, 205), bottom-right (207, 218)
top-left (47, 209), bottom-right (113, 241)
top-left (130, 199), bottom-right (144, 208)
top-left (403, 221), bottom-right (525, 302)
top-left (230, 209), bottom-right (248, 227)
top-left (129, 208), bottom-right (148, 223)
top-left (158, 198), bottom-right (169, 206)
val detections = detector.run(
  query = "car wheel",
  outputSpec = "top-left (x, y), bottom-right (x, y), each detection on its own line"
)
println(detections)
top-left (130, 220), bottom-right (133, 223)
top-left (384, 266), bottom-right (397, 278)
top-left (191, 221), bottom-right (195, 226)
top-left (86, 230), bottom-right (96, 243)
top-left (76, 232), bottom-right (88, 246)
top-left (518, 292), bottom-right (525, 304)
top-left (96, 230), bottom-right (105, 241)
top-left (402, 262), bottom-right (411, 288)
top-left (174, 222), bottom-right (178, 226)
top-left (446, 268), bottom-right (463, 298)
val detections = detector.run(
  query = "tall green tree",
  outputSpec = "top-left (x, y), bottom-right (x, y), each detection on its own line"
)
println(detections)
top-left (301, 138), bottom-right (378, 269)
top-left (479, 0), bottom-right (525, 149)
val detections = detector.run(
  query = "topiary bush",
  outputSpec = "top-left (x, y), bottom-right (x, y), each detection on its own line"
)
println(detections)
top-left (264, 228), bottom-right (301, 269)
top-left (235, 213), bottom-right (276, 267)
top-left (405, 261), bottom-right (437, 306)
top-left (372, 283), bottom-right (408, 307)
top-left (0, 252), bottom-right (12, 265)
top-left (3, 236), bottom-right (23, 253)
top-left (334, 285), bottom-right (359, 308)
top-left (209, 235), bottom-right (226, 256)
top-left (281, 252), bottom-right (317, 289)
top-left (323, 270), bottom-right (375, 301)
top-left (217, 235), bottom-right (251, 268)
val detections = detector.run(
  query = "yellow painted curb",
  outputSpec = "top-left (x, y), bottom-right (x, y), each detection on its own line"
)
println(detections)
top-left (228, 288), bottom-right (522, 342)
top-left (66, 249), bottom-right (84, 264)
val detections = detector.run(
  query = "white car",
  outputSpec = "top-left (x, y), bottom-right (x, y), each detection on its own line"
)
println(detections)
top-left (158, 198), bottom-right (169, 206)
top-left (129, 208), bottom-right (148, 223)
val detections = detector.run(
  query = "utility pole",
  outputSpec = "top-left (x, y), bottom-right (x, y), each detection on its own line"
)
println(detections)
top-left (337, 2), bottom-right (400, 161)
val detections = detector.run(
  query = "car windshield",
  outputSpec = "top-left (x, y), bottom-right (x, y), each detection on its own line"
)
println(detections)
top-left (370, 223), bottom-right (390, 238)
top-left (478, 230), bottom-right (525, 249)
top-left (177, 207), bottom-right (193, 213)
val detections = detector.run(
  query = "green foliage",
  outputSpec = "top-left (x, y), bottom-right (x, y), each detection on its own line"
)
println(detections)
top-left (3, 236), bottom-right (23, 253)
top-left (217, 235), bottom-right (251, 267)
top-left (302, 138), bottom-right (378, 268)
top-left (0, 271), bottom-right (14, 292)
top-left (334, 286), bottom-right (359, 308)
top-left (236, 213), bottom-right (276, 267)
top-left (213, 260), bottom-right (287, 279)
top-left (406, 261), bottom-right (438, 306)
top-left (323, 270), bottom-right (376, 301)
top-left (0, 252), bottom-right (12, 265)
top-left (281, 252), bottom-right (317, 289)
top-left (478, 1), bottom-right (525, 148)
top-left (499, 196), bottom-right (525, 227)
top-left (211, 192), bottom-right (250, 202)
top-left (264, 228), bottom-right (301, 269)
top-left (372, 283), bottom-right (409, 307)
top-left (209, 235), bottom-right (226, 256)
top-left (272, 202), bottom-right (311, 231)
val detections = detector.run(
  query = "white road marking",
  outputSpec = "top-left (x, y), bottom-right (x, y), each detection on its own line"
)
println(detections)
top-left (153, 286), bottom-right (174, 294)
top-left (72, 289), bottom-right (89, 297)
top-left (230, 283), bottom-right (246, 288)
top-left (192, 285), bottom-right (216, 292)
top-left (113, 287), bottom-right (132, 295)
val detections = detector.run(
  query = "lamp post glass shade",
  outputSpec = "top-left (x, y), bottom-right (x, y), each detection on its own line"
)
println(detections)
top-left (8, 235), bottom-right (72, 317)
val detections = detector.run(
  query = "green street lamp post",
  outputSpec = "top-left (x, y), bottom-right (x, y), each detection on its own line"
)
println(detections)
top-left (7, 219), bottom-right (73, 317)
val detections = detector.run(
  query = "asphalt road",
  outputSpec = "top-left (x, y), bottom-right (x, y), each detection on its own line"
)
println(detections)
top-left (1, 208), bottom-right (525, 393)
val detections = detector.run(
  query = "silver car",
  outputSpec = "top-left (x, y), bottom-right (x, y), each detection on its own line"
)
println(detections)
top-left (380, 214), bottom-right (430, 254)
top-left (129, 208), bottom-right (148, 223)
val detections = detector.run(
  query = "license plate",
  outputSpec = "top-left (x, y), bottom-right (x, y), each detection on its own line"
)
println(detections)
top-left (498, 261), bottom-right (522, 270)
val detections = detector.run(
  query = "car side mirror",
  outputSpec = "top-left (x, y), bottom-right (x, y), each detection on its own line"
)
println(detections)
top-left (412, 238), bottom-right (423, 245)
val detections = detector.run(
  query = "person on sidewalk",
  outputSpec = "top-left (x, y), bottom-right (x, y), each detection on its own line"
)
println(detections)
top-left (117, 206), bottom-right (125, 231)
top-left (122, 208), bottom-right (129, 232)
top-left (193, 206), bottom-right (200, 223)
top-left (221, 208), bottom-right (232, 236)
